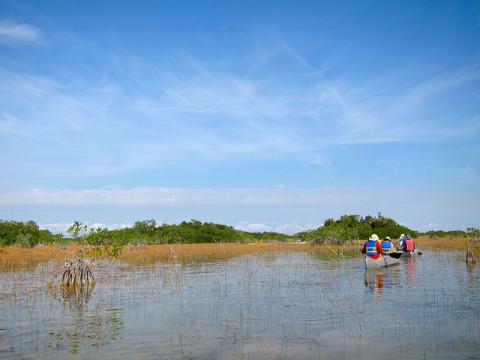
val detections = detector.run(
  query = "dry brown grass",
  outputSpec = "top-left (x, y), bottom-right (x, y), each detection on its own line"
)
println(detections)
top-left (414, 236), bottom-right (480, 261)
top-left (0, 244), bottom-right (84, 271)
top-left (0, 241), bottom-right (364, 271)
top-left (118, 242), bottom-right (310, 264)
top-left (415, 236), bottom-right (469, 250)
top-left (4, 237), bottom-right (476, 272)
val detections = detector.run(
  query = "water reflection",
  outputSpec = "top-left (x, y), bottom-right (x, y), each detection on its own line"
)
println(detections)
top-left (363, 257), bottom-right (418, 300)
top-left (364, 270), bottom-right (385, 297)
top-left (43, 285), bottom-right (125, 355)
top-left (49, 285), bottom-right (94, 311)
top-left (405, 257), bottom-right (416, 286)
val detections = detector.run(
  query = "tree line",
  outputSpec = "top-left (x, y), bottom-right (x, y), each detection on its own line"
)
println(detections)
top-left (0, 216), bottom-right (477, 247)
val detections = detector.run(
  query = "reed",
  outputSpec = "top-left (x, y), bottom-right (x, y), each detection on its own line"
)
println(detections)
top-left (415, 236), bottom-right (469, 250)
top-left (0, 244), bottom-right (84, 271)
top-left (118, 242), bottom-right (309, 264)
top-left (0, 241), bottom-right (364, 271)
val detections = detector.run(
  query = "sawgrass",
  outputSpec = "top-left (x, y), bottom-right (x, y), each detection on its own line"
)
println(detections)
top-left (2, 236), bottom-right (477, 272)
top-left (0, 244), bottom-right (84, 271)
top-left (119, 242), bottom-right (308, 264)
top-left (415, 236), bottom-right (469, 250)
top-left (0, 241), bottom-right (360, 270)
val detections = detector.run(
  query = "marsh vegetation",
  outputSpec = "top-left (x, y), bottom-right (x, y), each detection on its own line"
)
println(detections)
top-left (1, 247), bottom-right (479, 359)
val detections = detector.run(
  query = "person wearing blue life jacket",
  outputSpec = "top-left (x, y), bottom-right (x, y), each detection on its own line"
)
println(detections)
top-left (362, 234), bottom-right (383, 259)
top-left (381, 236), bottom-right (395, 254)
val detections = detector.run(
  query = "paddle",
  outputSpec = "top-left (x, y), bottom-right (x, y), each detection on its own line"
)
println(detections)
top-left (388, 252), bottom-right (402, 259)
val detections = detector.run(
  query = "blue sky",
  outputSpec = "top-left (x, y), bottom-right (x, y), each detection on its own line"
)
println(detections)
top-left (0, 0), bottom-right (479, 234)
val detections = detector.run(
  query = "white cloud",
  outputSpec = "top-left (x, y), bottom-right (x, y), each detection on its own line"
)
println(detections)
top-left (0, 186), bottom-right (478, 232)
top-left (40, 221), bottom-right (131, 234)
top-left (0, 20), bottom-right (41, 44)
top-left (274, 223), bottom-right (320, 234)
top-left (236, 222), bottom-right (272, 233)
top-left (0, 186), bottom-right (478, 210)
top-left (235, 222), bottom-right (320, 234)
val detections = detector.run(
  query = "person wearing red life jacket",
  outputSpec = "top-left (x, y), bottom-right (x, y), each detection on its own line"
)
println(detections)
top-left (404, 235), bottom-right (415, 252)
top-left (362, 234), bottom-right (383, 259)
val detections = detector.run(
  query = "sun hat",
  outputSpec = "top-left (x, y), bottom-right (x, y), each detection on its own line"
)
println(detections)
top-left (369, 234), bottom-right (379, 241)
top-left (384, 236), bottom-right (391, 241)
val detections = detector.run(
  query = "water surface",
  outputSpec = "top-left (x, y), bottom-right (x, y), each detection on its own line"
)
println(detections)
top-left (1, 251), bottom-right (479, 359)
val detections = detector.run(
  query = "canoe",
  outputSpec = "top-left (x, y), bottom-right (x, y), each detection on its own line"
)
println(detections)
top-left (400, 250), bottom-right (420, 257)
top-left (365, 255), bottom-right (400, 269)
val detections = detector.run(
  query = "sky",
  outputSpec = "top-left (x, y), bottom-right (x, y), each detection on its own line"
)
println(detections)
top-left (0, 0), bottom-right (479, 234)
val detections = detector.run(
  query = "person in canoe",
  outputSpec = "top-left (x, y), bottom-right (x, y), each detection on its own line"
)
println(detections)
top-left (403, 235), bottom-right (415, 252)
top-left (398, 233), bottom-right (406, 251)
top-left (381, 236), bottom-right (395, 254)
top-left (362, 234), bottom-right (382, 259)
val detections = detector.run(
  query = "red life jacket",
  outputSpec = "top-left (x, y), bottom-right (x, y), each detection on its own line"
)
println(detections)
top-left (406, 239), bottom-right (414, 251)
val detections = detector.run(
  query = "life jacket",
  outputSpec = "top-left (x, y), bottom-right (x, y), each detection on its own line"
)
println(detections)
top-left (365, 240), bottom-right (378, 257)
top-left (381, 240), bottom-right (392, 254)
top-left (406, 239), bottom-right (414, 251)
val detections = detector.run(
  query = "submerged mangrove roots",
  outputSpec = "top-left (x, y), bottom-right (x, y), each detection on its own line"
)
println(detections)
top-left (466, 248), bottom-right (477, 267)
top-left (49, 258), bottom-right (95, 287)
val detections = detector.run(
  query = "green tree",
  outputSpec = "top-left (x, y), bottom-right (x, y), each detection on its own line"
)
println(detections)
top-left (67, 221), bottom-right (88, 243)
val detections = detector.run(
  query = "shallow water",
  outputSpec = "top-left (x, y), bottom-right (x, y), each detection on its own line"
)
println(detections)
top-left (1, 251), bottom-right (479, 359)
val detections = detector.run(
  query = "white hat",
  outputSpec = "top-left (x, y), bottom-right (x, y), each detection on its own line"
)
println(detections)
top-left (369, 234), bottom-right (379, 241)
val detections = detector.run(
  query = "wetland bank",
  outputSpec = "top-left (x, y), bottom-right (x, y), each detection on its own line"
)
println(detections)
top-left (1, 218), bottom-right (479, 359)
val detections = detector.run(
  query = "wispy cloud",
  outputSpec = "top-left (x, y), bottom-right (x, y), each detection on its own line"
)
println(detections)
top-left (0, 20), bottom-right (42, 44)
top-left (0, 185), bottom-right (478, 208)
top-left (0, 41), bottom-right (479, 182)
top-left (235, 222), bottom-right (319, 235)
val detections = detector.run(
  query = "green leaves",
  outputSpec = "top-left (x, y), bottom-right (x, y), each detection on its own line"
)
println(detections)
top-left (296, 214), bottom-right (417, 243)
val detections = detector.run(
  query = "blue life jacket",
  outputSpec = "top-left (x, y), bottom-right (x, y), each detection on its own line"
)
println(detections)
top-left (381, 240), bottom-right (392, 254)
top-left (365, 240), bottom-right (378, 256)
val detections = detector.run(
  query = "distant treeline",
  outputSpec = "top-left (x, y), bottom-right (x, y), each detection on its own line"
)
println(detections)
top-left (0, 216), bottom-right (477, 247)
top-left (0, 220), bottom-right (64, 247)
top-left (0, 219), bottom-right (292, 247)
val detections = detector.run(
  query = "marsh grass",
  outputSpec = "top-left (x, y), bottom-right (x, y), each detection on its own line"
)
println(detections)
top-left (415, 236), bottom-right (469, 250)
top-left (415, 236), bottom-right (480, 265)
top-left (0, 242), bottom-right (364, 271)
top-left (119, 242), bottom-right (310, 265)
top-left (1, 237), bottom-right (475, 272)
top-left (0, 244), bottom-right (84, 271)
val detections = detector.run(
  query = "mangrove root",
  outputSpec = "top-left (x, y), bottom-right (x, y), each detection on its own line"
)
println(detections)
top-left (466, 248), bottom-right (477, 266)
top-left (49, 258), bottom-right (95, 287)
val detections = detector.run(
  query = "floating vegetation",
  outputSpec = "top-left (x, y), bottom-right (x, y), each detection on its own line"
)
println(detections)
top-left (49, 258), bottom-right (95, 287)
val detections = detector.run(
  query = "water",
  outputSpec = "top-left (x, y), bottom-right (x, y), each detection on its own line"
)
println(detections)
top-left (1, 251), bottom-right (479, 359)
